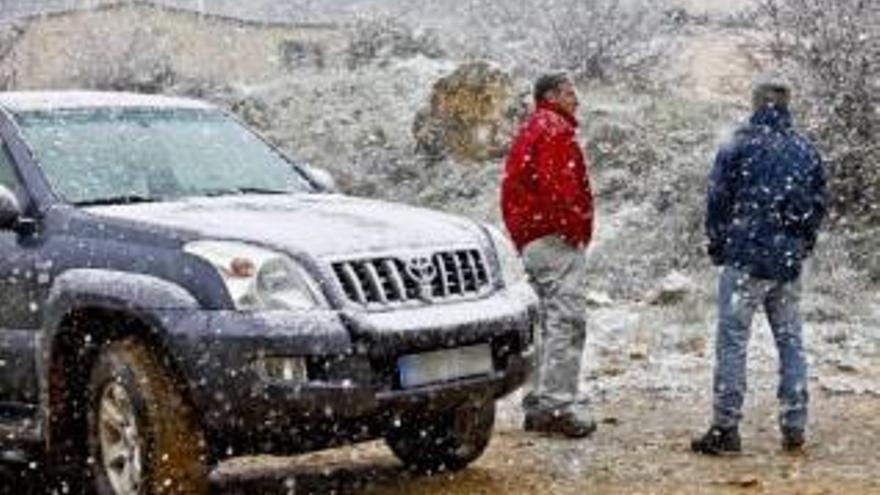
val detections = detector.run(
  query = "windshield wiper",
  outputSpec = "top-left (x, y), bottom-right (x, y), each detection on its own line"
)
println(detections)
top-left (199, 187), bottom-right (289, 197)
top-left (74, 195), bottom-right (159, 207)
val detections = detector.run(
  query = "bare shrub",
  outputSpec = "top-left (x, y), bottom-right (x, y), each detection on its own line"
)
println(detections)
top-left (279, 39), bottom-right (326, 70)
top-left (748, 0), bottom-right (879, 285)
top-left (0, 21), bottom-right (25, 90)
top-left (465, 0), bottom-right (680, 89)
top-left (543, 1), bottom-right (677, 86)
top-left (345, 16), bottom-right (445, 69)
top-left (753, 0), bottom-right (879, 226)
top-left (72, 27), bottom-right (176, 93)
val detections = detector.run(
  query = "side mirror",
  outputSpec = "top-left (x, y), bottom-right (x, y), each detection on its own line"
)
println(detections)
top-left (0, 185), bottom-right (21, 230)
top-left (303, 165), bottom-right (338, 194)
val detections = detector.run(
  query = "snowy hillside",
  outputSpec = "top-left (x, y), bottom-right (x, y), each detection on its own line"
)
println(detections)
top-left (1, 0), bottom-right (758, 23)
top-left (1, 0), bottom-right (873, 298)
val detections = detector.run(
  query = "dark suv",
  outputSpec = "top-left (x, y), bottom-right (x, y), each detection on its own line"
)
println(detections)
top-left (0, 91), bottom-right (538, 493)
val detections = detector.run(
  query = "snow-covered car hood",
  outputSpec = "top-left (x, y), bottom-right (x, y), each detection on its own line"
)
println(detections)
top-left (86, 193), bottom-right (487, 258)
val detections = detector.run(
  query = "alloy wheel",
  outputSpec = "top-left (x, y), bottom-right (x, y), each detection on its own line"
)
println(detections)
top-left (98, 381), bottom-right (144, 495)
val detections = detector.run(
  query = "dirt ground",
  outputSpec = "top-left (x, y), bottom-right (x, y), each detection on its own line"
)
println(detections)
top-left (215, 391), bottom-right (880, 495)
top-left (215, 348), bottom-right (880, 494)
top-left (213, 292), bottom-right (880, 495)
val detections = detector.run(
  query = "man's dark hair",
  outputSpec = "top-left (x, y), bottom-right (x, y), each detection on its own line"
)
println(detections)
top-left (534, 73), bottom-right (570, 103)
top-left (752, 85), bottom-right (791, 110)
top-left (751, 69), bottom-right (792, 110)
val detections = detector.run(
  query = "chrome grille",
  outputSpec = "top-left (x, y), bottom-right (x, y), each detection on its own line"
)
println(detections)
top-left (332, 249), bottom-right (491, 307)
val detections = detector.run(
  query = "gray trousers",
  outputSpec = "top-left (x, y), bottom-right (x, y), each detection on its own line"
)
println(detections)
top-left (521, 235), bottom-right (590, 414)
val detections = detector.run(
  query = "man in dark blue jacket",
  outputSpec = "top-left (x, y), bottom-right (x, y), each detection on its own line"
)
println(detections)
top-left (692, 71), bottom-right (828, 455)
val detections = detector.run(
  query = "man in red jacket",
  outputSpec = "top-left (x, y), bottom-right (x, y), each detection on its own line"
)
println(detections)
top-left (501, 73), bottom-right (595, 438)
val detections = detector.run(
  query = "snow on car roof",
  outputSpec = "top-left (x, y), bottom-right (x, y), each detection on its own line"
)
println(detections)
top-left (0, 91), bottom-right (216, 113)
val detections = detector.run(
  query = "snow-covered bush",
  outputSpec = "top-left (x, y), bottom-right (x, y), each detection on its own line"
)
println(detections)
top-left (465, 0), bottom-right (680, 89)
top-left (345, 16), bottom-right (445, 69)
top-left (578, 92), bottom-right (742, 298)
top-left (754, 0), bottom-right (879, 227)
top-left (71, 26), bottom-right (176, 93)
top-left (0, 20), bottom-right (25, 90)
top-left (747, 0), bottom-right (878, 285)
top-left (279, 39), bottom-right (327, 70)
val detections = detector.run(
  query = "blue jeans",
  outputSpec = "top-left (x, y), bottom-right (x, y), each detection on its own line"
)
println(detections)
top-left (713, 266), bottom-right (808, 432)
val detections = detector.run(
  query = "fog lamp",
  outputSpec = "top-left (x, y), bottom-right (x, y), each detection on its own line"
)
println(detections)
top-left (255, 356), bottom-right (308, 383)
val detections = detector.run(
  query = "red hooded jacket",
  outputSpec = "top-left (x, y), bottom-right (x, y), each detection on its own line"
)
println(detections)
top-left (501, 101), bottom-right (594, 251)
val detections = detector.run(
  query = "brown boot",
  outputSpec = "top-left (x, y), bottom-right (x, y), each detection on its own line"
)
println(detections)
top-left (524, 409), bottom-right (597, 438)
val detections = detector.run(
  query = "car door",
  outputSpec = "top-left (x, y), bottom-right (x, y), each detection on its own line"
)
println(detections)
top-left (0, 138), bottom-right (40, 416)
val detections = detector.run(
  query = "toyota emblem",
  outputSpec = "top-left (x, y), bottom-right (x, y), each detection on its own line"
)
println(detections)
top-left (405, 256), bottom-right (437, 286)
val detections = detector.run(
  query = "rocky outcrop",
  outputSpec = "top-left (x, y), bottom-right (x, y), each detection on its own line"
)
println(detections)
top-left (413, 61), bottom-right (527, 162)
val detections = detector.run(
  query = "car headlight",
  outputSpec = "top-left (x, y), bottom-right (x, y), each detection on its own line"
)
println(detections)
top-left (184, 241), bottom-right (327, 311)
top-left (483, 224), bottom-right (528, 287)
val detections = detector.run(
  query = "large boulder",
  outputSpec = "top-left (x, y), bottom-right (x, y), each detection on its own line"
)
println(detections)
top-left (413, 61), bottom-right (526, 162)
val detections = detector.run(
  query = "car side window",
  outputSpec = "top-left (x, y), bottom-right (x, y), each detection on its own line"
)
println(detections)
top-left (0, 141), bottom-right (22, 193)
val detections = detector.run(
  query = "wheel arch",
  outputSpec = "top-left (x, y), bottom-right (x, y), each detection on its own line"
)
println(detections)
top-left (39, 269), bottom-right (203, 462)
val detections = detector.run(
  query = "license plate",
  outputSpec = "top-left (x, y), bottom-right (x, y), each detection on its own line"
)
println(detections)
top-left (397, 344), bottom-right (493, 389)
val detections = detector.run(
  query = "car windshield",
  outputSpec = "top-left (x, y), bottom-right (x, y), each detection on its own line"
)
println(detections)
top-left (13, 108), bottom-right (314, 205)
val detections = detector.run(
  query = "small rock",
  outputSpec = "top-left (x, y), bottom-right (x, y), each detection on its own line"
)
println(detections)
top-left (836, 360), bottom-right (860, 374)
top-left (648, 271), bottom-right (696, 306)
top-left (724, 475), bottom-right (762, 488)
top-left (596, 365), bottom-right (627, 377)
top-left (675, 333), bottom-right (708, 356)
top-left (585, 290), bottom-right (613, 307)
top-left (629, 344), bottom-right (649, 361)
top-left (818, 376), bottom-right (880, 397)
top-left (822, 330), bottom-right (848, 345)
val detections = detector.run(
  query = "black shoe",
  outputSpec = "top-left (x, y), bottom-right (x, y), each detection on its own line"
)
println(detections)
top-left (691, 425), bottom-right (742, 455)
top-left (781, 428), bottom-right (806, 453)
top-left (524, 409), bottom-right (597, 438)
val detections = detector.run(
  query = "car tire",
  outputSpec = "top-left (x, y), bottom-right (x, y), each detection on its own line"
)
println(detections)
top-left (385, 399), bottom-right (495, 473)
top-left (86, 337), bottom-right (209, 495)
top-left (0, 462), bottom-right (39, 494)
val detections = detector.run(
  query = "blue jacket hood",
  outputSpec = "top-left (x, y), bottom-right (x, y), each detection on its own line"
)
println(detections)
top-left (750, 105), bottom-right (792, 129)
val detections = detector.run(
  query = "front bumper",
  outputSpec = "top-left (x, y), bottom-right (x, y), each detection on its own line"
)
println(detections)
top-left (160, 282), bottom-right (539, 457)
